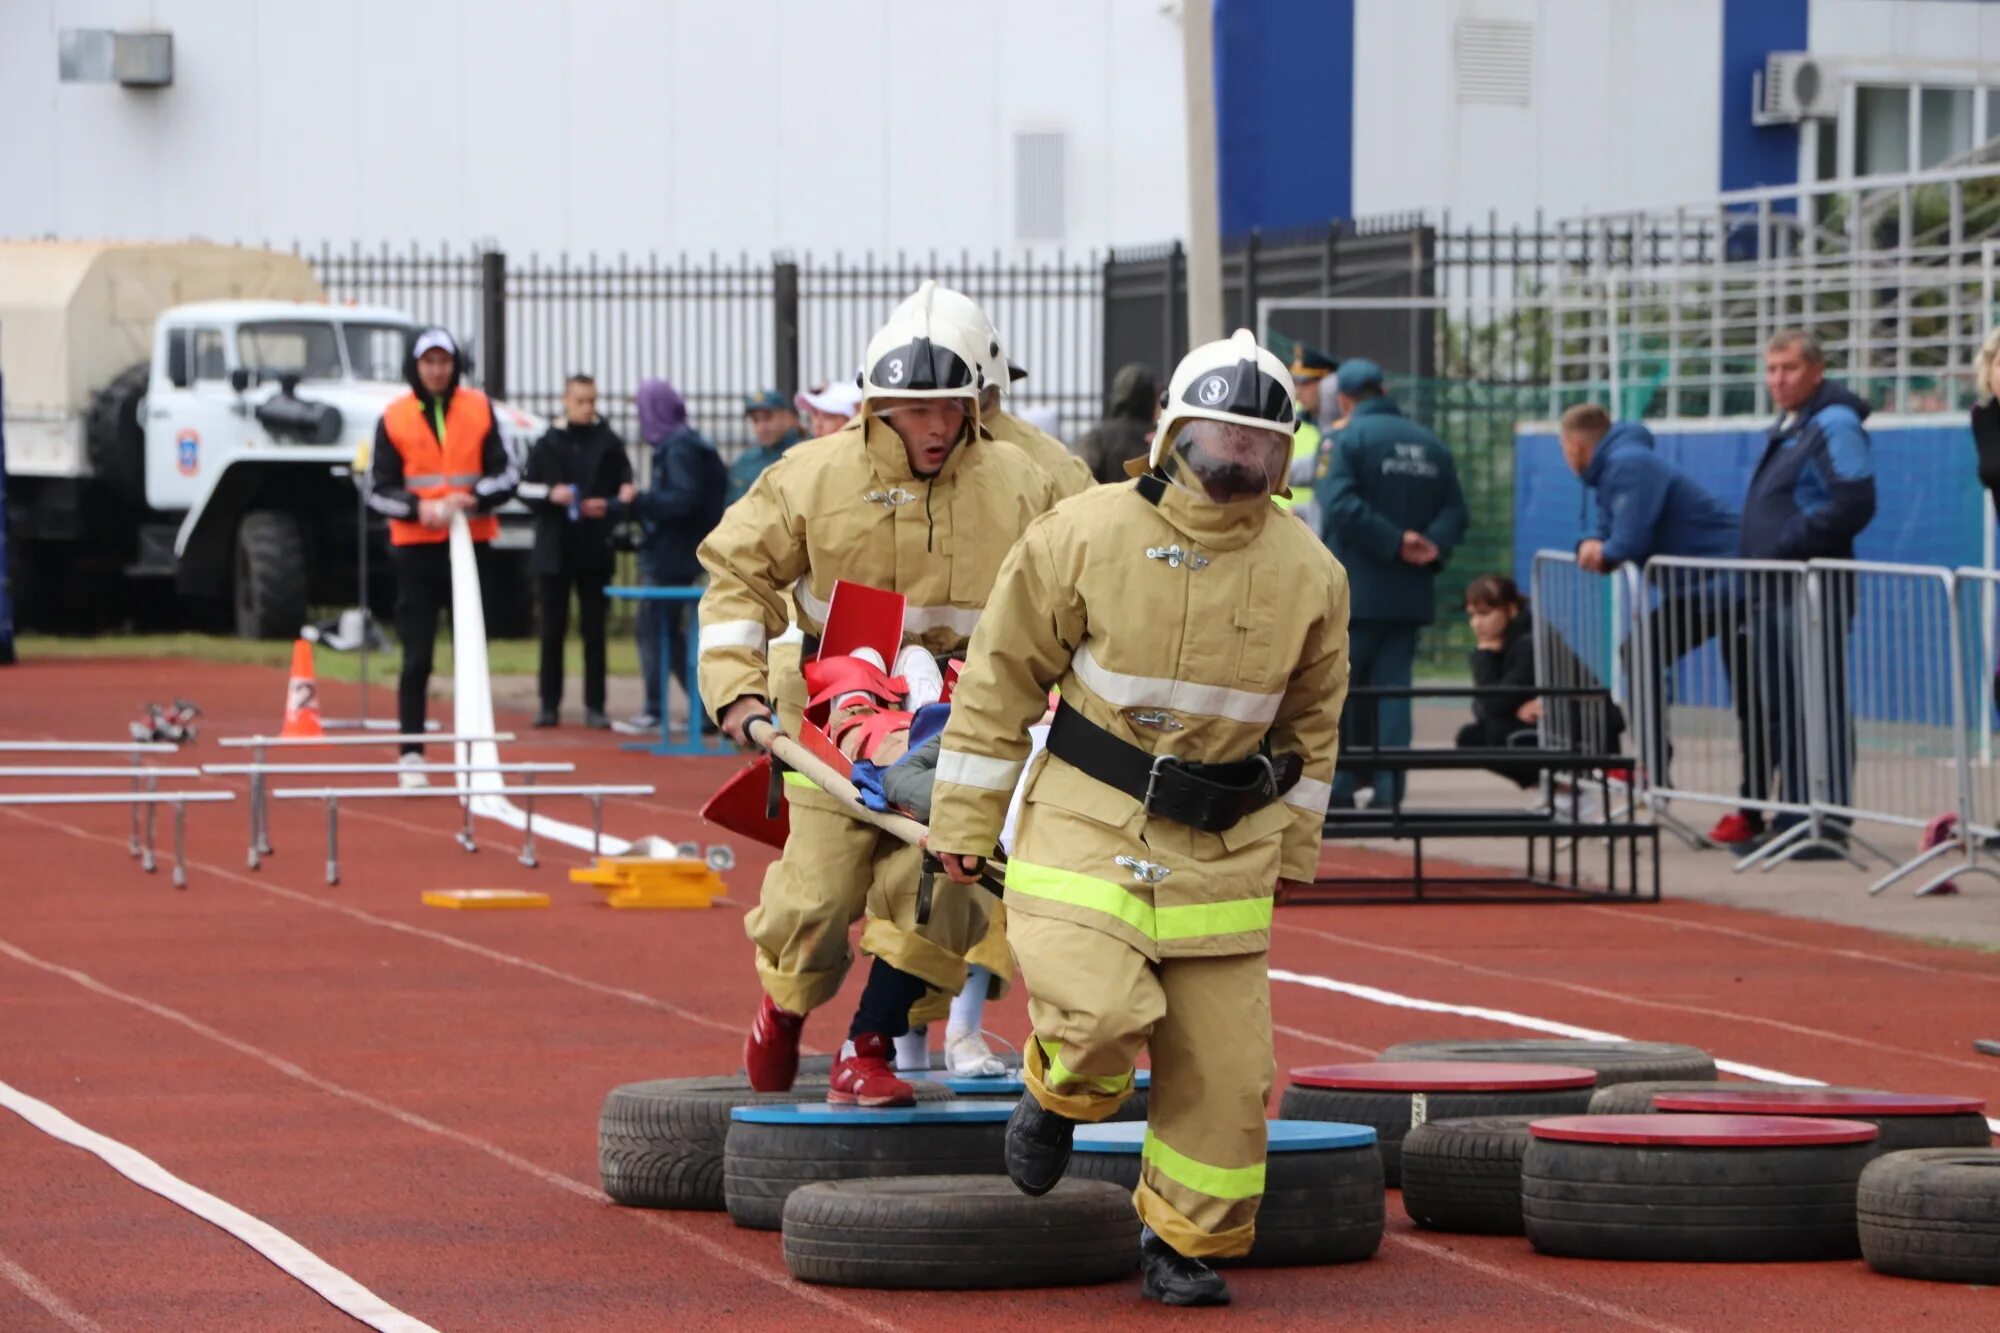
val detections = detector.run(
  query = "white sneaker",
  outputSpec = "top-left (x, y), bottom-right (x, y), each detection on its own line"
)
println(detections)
top-left (397, 754), bottom-right (430, 790)
top-left (894, 644), bottom-right (945, 712)
top-left (944, 1028), bottom-right (1008, 1078)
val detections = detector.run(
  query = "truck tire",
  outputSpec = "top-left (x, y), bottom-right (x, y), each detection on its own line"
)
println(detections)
top-left (234, 511), bottom-right (309, 640)
top-left (1857, 1149), bottom-right (2000, 1284)
top-left (86, 363), bottom-right (151, 513)
top-left (1377, 1039), bottom-right (1715, 1087)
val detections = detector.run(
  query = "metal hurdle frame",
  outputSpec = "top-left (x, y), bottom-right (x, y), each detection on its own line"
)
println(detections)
top-left (0, 790), bottom-right (236, 887)
top-left (213, 733), bottom-right (516, 867)
top-left (269, 784), bottom-right (656, 884)
top-left (202, 762), bottom-right (575, 860)
top-left (0, 741), bottom-right (187, 872)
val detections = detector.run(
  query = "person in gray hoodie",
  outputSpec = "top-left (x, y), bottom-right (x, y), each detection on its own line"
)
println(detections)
top-left (621, 379), bottom-right (726, 735)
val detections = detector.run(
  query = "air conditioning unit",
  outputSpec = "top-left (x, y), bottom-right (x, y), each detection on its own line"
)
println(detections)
top-left (1755, 53), bottom-right (1838, 124)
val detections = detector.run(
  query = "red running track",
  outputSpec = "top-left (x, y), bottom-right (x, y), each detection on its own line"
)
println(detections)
top-left (0, 659), bottom-right (1995, 1331)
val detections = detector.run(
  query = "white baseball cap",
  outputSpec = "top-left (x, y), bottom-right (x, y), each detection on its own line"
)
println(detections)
top-left (411, 328), bottom-right (458, 360)
top-left (795, 378), bottom-right (863, 418)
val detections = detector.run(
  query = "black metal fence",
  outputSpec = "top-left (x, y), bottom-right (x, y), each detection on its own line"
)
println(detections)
top-left (296, 221), bottom-right (1609, 664)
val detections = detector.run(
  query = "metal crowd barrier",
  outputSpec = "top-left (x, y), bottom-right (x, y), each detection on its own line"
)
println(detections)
top-left (270, 784), bottom-right (655, 884)
top-left (0, 743), bottom-right (192, 873)
top-left (605, 585), bottom-right (730, 757)
top-left (213, 732), bottom-right (516, 867)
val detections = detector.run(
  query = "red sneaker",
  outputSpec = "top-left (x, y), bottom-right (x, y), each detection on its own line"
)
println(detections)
top-left (828, 1033), bottom-right (917, 1108)
top-left (1707, 812), bottom-right (1763, 846)
top-left (745, 994), bottom-right (805, 1092)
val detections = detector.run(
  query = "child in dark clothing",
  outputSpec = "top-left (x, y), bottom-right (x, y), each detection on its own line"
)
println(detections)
top-left (1456, 575), bottom-right (1541, 787)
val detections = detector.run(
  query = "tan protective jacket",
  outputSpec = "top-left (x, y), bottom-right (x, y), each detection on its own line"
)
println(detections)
top-left (987, 406), bottom-right (1094, 501)
top-left (697, 415), bottom-right (1057, 723)
top-left (928, 477), bottom-right (1350, 958)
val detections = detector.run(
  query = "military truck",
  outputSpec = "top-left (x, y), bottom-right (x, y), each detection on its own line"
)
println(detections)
top-left (1, 242), bottom-right (541, 638)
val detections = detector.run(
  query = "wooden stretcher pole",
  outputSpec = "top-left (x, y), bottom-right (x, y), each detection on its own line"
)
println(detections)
top-left (744, 717), bottom-right (928, 846)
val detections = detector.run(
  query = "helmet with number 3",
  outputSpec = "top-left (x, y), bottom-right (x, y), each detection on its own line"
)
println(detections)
top-left (1148, 328), bottom-right (1296, 471)
top-left (862, 281), bottom-right (988, 410)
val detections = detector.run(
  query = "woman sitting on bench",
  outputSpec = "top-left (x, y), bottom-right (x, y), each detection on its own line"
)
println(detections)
top-left (1456, 575), bottom-right (1542, 788)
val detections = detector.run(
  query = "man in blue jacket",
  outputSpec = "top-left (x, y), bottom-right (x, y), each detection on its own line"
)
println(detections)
top-left (1317, 358), bottom-right (1469, 806)
top-left (1738, 331), bottom-right (1876, 858)
top-left (1561, 404), bottom-right (1750, 834)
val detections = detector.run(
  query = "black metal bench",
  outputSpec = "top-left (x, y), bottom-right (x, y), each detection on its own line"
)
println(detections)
top-left (1301, 686), bottom-right (1659, 905)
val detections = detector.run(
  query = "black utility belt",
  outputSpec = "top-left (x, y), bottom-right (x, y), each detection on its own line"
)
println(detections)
top-left (1045, 701), bottom-right (1301, 834)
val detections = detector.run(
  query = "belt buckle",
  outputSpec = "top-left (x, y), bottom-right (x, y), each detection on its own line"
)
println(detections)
top-left (1142, 753), bottom-right (1182, 813)
top-left (1249, 753), bottom-right (1276, 796)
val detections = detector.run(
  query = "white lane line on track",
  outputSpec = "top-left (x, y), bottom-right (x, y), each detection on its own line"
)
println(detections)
top-left (0, 807), bottom-right (740, 1036)
top-left (0, 1075), bottom-right (434, 1333)
top-left (1385, 1233), bottom-right (1695, 1333)
top-left (1277, 920), bottom-right (2000, 1078)
top-left (1268, 966), bottom-right (2000, 1137)
top-left (1273, 1023), bottom-right (1377, 1058)
top-left (1580, 903), bottom-right (2000, 986)
top-left (0, 935), bottom-right (908, 1333)
top-left (0, 1251), bottom-right (107, 1333)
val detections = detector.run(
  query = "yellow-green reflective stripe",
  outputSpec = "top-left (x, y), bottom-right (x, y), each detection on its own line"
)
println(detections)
top-left (430, 403), bottom-right (447, 444)
top-left (1142, 1129), bottom-right (1266, 1201)
top-left (1155, 895), bottom-right (1273, 941)
top-left (1005, 861), bottom-right (1152, 936)
top-left (1045, 1043), bottom-right (1132, 1096)
top-left (1006, 862), bottom-right (1272, 943)
top-left (781, 770), bottom-right (820, 791)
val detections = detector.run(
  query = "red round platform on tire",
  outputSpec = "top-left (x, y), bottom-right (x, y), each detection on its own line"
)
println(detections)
top-left (1651, 1089), bottom-right (1986, 1117)
top-left (1530, 1113), bottom-right (1880, 1146)
top-left (1290, 1062), bottom-right (1598, 1092)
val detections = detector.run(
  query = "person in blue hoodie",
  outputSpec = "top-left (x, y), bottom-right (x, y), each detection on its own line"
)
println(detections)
top-left (620, 379), bottom-right (727, 736)
top-left (1738, 331), bottom-right (1876, 857)
top-left (1560, 403), bottom-right (1755, 837)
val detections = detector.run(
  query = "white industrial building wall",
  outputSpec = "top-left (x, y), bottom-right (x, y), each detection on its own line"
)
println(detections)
top-left (0, 0), bottom-right (1189, 256)
top-left (1811, 0), bottom-right (2000, 62)
top-left (1349, 0), bottom-right (1723, 226)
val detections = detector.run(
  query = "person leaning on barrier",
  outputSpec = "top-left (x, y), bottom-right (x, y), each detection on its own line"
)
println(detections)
top-left (698, 282), bottom-right (1056, 1110)
top-left (929, 330), bottom-right (1349, 1307)
top-left (1738, 330), bottom-right (1878, 859)
top-left (1315, 357), bottom-right (1468, 808)
top-left (364, 327), bottom-right (519, 788)
top-left (1558, 403), bottom-right (1750, 839)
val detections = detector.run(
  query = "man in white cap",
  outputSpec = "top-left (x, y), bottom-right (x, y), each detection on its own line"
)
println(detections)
top-left (796, 379), bottom-right (864, 439)
top-left (366, 326), bottom-right (518, 785)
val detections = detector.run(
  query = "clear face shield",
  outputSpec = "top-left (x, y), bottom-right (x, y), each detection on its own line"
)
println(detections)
top-left (1165, 419), bottom-right (1292, 504)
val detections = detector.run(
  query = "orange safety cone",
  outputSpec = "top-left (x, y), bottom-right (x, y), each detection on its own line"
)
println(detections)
top-left (280, 638), bottom-right (324, 738)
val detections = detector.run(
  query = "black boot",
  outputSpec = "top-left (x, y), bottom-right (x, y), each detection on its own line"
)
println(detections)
top-left (1139, 1227), bottom-right (1230, 1307)
top-left (1004, 1093), bottom-right (1075, 1196)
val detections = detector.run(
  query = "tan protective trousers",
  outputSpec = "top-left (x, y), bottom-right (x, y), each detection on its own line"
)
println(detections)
top-left (1011, 910), bottom-right (1273, 1259)
top-left (745, 781), bottom-right (992, 1016)
top-left (907, 900), bottom-right (1013, 1027)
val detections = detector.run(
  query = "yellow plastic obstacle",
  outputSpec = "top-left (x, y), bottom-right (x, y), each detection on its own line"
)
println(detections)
top-left (422, 888), bottom-right (552, 910)
top-left (568, 856), bottom-right (720, 909)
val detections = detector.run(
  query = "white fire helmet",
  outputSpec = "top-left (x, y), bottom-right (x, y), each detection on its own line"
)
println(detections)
top-left (1147, 329), bottom-right (1298, 472)
top-left (863, 280), bottom-right (988, 411)
top-left (890, 282), bottom-right (1010, 397)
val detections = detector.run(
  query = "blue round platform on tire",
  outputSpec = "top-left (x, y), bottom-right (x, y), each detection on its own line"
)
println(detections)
top-left (924, 1069), bottom-right (1152, 1095)
top-left (1074, 1119), bottom-right (1377, 1154)
top-left (1530, 1113), bottom-right (1879, 1146)
top-left (729, 1099), bottom-right (1012, 1126)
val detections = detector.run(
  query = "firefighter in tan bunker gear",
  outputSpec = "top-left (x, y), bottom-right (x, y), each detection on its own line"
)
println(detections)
top-left (886, 285), bottom-right (1092, 1077)
top-left (930, 330), bottom-right (1350, 1307)
top-left (698, 283), bottom-right (1056, 1109)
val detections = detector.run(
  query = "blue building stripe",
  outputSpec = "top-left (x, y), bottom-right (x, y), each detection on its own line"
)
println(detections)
top-left (1214, 0), bottom-right (1353, 238)
top-left (1719, 0), bottom-right (1808, 193)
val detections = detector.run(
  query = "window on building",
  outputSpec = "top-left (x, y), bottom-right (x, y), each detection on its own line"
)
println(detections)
top-left (1014, 130), bottom-right (1067, 244)
top-left (1920, 86), bottom-right (1974, 167)
top-left (1856, 85), bottom-right (1911, 175)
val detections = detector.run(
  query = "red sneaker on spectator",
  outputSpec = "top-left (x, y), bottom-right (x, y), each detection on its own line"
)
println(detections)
top-left (744, 994), bottom-right (805, 1092)
top-left (828, 1033), bottom-right (916, 1107)
top-left (1707, 812), bottom-right (1763, 845)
